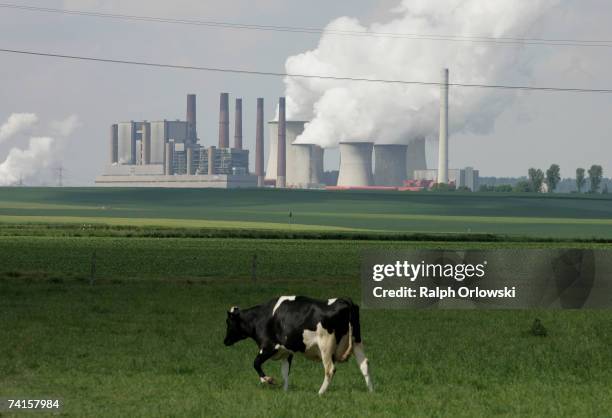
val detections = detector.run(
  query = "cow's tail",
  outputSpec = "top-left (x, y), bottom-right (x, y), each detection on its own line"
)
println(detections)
top-left (339, 300), bottom-right (361, 362)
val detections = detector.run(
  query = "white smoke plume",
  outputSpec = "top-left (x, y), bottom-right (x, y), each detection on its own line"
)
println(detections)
top-left (0, 113), bottom-right (38, 143)
top-left (0, 114), bottom-right (79, 185)
top-left (50, 114), bottom-right (80, 137)
top-left (285, 0), bottom-right (560, 147)
top-left (0, 137), bottom-right (55, 185)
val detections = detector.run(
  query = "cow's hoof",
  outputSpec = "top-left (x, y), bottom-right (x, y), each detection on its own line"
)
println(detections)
top-left (260, 376), bottom-right (276, 385)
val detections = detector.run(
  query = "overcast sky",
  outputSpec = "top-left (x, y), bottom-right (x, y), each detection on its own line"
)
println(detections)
top-left (0, 0), bottom-right (611, 185)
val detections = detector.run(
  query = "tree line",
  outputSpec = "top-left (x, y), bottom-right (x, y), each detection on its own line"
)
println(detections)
top-left (479, 164), bottom-right (606, 194)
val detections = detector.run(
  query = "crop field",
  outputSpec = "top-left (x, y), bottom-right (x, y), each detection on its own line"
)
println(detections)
top-left (2, 232), bottom-right (612, 417)
top-left (1, 187), bottom-right (612, 238)
top-left (1, 188), bottom-right (612, 416)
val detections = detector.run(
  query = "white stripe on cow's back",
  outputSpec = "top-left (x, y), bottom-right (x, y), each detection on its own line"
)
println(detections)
top-left (327, 298), bottom-right (337, 305)
top-left (272, 296), bottom-right (296, 315)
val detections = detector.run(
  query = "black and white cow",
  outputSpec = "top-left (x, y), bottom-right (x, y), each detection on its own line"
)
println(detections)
top-left (224, 295), bottom-right (373, 395)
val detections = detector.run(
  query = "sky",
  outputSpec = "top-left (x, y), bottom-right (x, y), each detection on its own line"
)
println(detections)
top-left (0, 0), bottom-right (610, 185)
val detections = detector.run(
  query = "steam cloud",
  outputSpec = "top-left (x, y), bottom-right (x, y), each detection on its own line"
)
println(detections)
top-left (284, 0), bottom-right (559, 147)
top-left (0, 137), bottom-right (55, 185)
top-left (0, 113), bottom-right (38, 143)
top-left (0, 113), bottom-right (78, 185)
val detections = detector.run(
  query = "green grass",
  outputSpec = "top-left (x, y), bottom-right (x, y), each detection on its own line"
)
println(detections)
top-left (2, 277), bottom-right (611, 417)
top-left (1, 234), bottom-right (612, 416)
top-left (1, 187), bottom-right (612, 416)
top-left (1, 187), bottom-right (612, 238)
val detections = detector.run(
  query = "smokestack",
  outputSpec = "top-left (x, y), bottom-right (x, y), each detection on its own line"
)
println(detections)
top-left (186, 94), bottom-right (197, 143)
top-left (142, 122), bottom-right (151, 165)
top-left (208, 147), bottom-right (215, 175)
top-left (218, 93), bottom-right (229, 148)
top-left (337, 142), bottom-right (374, 187)
top-left (437, 68), bottom-right (449, 184)
top-left (276, 97), bottom-right (286, 188)
top-left (255, 98), bottom-right (264, 187)
top-left (110, 124), bottom-right (118, 164)
top-left (164, 142), bottom-right (174, 175)
top-left (186, 146), bottom-right (193, 175)
top-left (234, 98), bottom-right (243, 150)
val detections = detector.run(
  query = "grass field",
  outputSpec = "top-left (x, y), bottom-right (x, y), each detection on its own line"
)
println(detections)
top-left (1, 187), bottom-right (612, 238)
top-left (2, 233), bottom-right (612, 417)
top-left (2, 188), bottom-right (612, 416)
top-left (2, 275), bottom-right (612, 416)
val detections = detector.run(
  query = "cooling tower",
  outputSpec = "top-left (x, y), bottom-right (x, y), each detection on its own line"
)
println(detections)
top-left (255, 98), bottom-right (264, 187)
top-left (437, 68), bottom-right (449, 184)
top-left (234, 98), bottom-right (243, 150)
top-left (277, 97), bottom-right (287, 188)
top-left (292, 144), bottom-right (324, 188)
top-left (186, 94), bottom-right (197, 143)
top-left (265, 120), bottom-right (306, 184)
top-left (337, 142), bottom-right (374, 187)
top-left (374, 144), bottom-right (407, 186)
top-left (406, 137), bottom-right (427, 180)
top-left (110, 124), bottom-right (118, 164)
top-left (142, 122), bottom-right (151, 165)
top-left (218, 93), bottom-right (229, 148)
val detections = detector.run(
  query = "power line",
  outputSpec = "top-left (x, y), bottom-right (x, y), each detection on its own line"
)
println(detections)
top-left (2, 47), bottom-right (612, 94)
top-left (2, 2), bottom-right (612, 48)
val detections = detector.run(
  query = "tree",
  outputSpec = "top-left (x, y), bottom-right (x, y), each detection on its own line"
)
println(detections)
top-left (545, 164), bottom-right (561, 193)
top-left (528, 168), bottom-right (545, 192)
top-left (588, 165), bottom-right (603, 193)
top-left (494, 184), bottom-right (513, 193)
top-left (513, 180), bottom-right (531, 193)
top-left (576, 168), bottom-right (586, 193)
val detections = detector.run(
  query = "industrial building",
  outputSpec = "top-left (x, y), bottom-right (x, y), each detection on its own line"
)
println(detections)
top-left (414, 167), bottom-right (480, 191)
top-left (97, 68), bottom-right (479, 191)
top-left (97, 93), bottom-right (256, 188)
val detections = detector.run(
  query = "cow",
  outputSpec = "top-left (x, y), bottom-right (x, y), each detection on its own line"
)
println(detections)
top-left (223, 295), bottom-right (373, 395)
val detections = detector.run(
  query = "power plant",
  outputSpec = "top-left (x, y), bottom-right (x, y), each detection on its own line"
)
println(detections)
top-left (96, 93), bottom-right (255, 188)
top-left (96, 68), bottom-right (477, 190)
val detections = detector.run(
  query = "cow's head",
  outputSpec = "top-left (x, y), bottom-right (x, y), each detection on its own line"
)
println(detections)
top-left (224, 306), bottom-right (247, 346)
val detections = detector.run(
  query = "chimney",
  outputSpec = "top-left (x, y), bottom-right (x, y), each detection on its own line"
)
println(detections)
top-left (255, 98), bottom-right (264, 187)
top-left (208, 147), bottom-right (216, 175)
top-left (186, 94), bottom-right (197, 143)
top-left (234, 98), bottom-right (243, 149)
top-left (164, 142), bottom-right (174, 175)
top-left (142, 122), bottom-right (151, 165)
top-left (110, 124), bottom-right (118, 164)
top-left (276, 97), bottom-right (286, 188)
top-left (218, 93), bottom-right (229, 148)
top-left (437, 68), bottom-right (449, 184)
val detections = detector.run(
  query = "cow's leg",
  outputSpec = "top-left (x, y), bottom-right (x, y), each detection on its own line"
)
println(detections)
top-left (317, 339), bottom-right (336, 395)
top-left (281, 355), bottom-right (293, 391)
top-left (353, 342), bottom-right (373, 392)
top-left (254, 346), bottom-right (278, 385)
